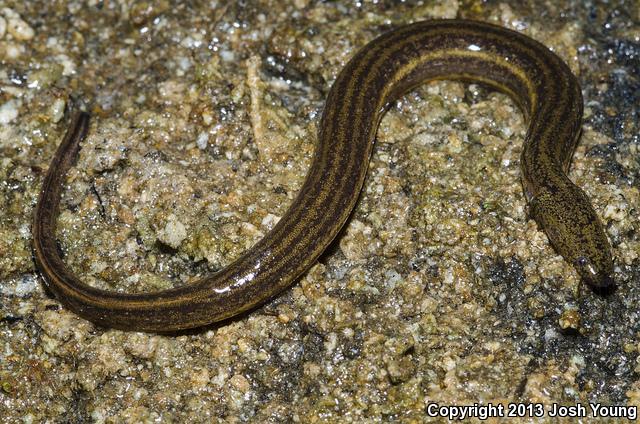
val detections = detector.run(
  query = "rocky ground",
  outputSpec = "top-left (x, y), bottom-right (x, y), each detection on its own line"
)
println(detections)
top-left (0, 0), bottom-right (639, 422)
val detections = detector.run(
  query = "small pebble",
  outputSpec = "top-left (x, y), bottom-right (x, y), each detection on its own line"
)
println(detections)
top-left (125, 333), bottom-right (158, 359)
top-left (196, 131), bottom-right (209, 149)
top-left (50, 98), bottom-right (66, 123)
top-left (3, 8), bottom-right (35, 41)
top-left (0, 99), bottom-right (20, 124)
top-left (261, 213), bottom-right (280, 230)
top-left (159, 214), bottom-right (187, 248)
top-left (558, 308), bottom-right (581, 330)
top-left (0, 16), bottom-right (6, 39)
top-left (2, 41), bottom-right (24, 59)
top-left (130, 0), bottom-right (169, 26)
top-left (229, 374), bottom-right (250, 393)
top-left (190, 368), bottom-right (210, 389)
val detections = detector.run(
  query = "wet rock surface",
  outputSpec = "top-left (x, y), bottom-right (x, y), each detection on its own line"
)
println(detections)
top-left (0, 0), bottom-right (639, 422)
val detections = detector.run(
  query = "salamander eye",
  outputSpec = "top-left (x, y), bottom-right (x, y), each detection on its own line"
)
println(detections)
top-left (574, 256), bottom-right (596, 276)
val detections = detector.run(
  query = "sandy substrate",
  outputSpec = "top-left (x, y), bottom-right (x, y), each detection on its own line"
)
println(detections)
top-left (1, 1), bottom-right (639, 422)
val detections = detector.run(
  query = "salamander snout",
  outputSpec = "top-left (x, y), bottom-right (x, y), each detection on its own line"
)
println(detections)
top-left (574, 256), bottom-right (615, 289)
